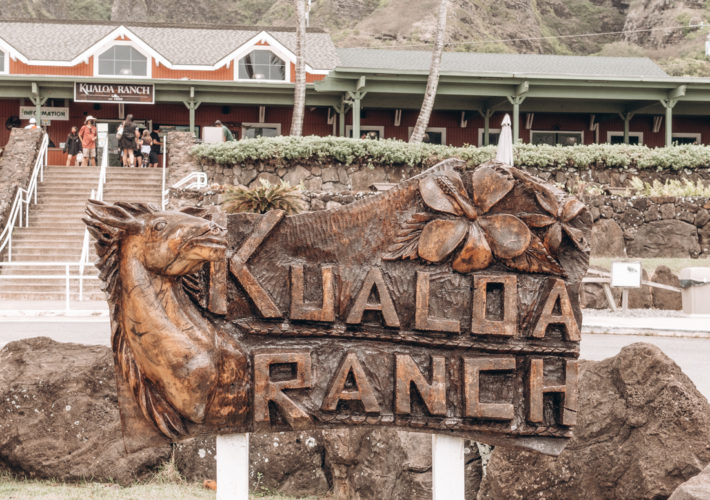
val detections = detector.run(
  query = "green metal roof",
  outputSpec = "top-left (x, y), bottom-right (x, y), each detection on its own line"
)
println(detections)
top-left (336, 48), bottom-right (669, 79)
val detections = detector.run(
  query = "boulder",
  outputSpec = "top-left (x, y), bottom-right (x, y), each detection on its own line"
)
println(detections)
top-left (627, 220), bottom-right (700, 258)
top-left (581, 282), bottom-right (618, 309)
top-left (0, 337), bottom-right (171, 483)
top-left (478, 343), bottom-right (710, 500)
top-left (589, 219), bottom-right (625, 257)
top-left (670, 463), bottom-right (710, 500)
top-left (627, 268), bottom-right (652, 309)
top-left (350, 167), bottom-right (387, 192)
top-left (282, 165), bottom-right (311, 186)
top-left (651, 265), bottom-right (682, 310)
top-left (174, 432), bottom-right (330, 497)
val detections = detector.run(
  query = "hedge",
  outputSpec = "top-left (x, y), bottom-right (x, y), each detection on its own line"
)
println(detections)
top-left (190, 136), bottom-right (710, 171)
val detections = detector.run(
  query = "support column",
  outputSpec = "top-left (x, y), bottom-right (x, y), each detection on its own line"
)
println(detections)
top-left (619, 112), bottom-right (634, 144)
top-left (30, 82), bottom-right (47, 126)
top-left (352, 93), bottom-right (361, 139)
top-left (661, 99), bottom-right (676, 147)
top-left (339, 108), bottom-right (345, 137)
top-left (506, 81), bottom-right (528, 144)
top-left (182, 87), bottom-right (201, 137)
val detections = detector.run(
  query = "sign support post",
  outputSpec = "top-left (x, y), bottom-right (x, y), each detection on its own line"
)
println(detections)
top-left (432, 434), bottom-right (465, 499)
top-left (216, 433), bottom-right (249, 500)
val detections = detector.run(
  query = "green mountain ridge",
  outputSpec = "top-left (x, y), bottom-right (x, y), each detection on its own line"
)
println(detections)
top-left (5, 0), bottom-right (710, 76)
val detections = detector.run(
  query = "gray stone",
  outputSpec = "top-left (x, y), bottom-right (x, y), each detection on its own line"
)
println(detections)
top-left (479, 344), bottom-right (710, 500)
top-left (325, 201), bottom-right (342, 210)
top-left (310, 198), bottom-right (326, 211)
top-left (236, 168), bottom-right (258, 186)
top-left (304, 176), bottom-right (323, 192)
top-left (0, 338), bottom-right (171, 484)
top-left (590, 219), bottom-right (625, 257)
top-left (628, 269), bottom-right (651, 309)
top-left (282, 165), bottom-right (311, 186)
top-left (627, 220), bottom-right (700, 258)
top-left (337, 167), bottom-right (350, 186)
top-left (0, 128), bottom-right (43, 230)
top-left (660, 202), bottom-right (676, 219)
top-left (695, 209), bottom-right (710, 228)
top-left (700, 222), bottom-right (710, 255)
top-left (350, 167), bottom-right (387, 192)
top-left (321, 167), bottom-right (340, 183)
top-left (651, 265), bottom-right (682, 310)
top-left (670, 463), bottom-right (710, 500)
top-left (249, 172), bottom-right (281, 189)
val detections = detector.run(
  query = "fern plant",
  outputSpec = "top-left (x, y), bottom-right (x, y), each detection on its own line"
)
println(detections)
top-left (222, 179), bottom-right (305, 214)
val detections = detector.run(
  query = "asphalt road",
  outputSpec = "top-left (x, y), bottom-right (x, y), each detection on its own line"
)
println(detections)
top-left (1, 321), bottom-right (708, 400)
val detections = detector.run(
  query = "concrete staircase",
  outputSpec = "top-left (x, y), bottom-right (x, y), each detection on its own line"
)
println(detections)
top-left (0, 166), bottom-right (163, 302)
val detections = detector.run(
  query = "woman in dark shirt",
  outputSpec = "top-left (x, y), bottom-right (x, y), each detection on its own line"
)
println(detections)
top-left (63, 126), bottom-right (82, 167)
top-left (119, 114), bottom-right (137, 167)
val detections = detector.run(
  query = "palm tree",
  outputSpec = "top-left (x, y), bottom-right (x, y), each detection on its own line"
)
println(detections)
top-left (409, 0), bottom-right (448, 144)
top-left (290, 0), bottom-right (307, 136)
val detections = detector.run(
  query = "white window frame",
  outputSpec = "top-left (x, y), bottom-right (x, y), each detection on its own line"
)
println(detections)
top-left (0, 49), bottom-right (7, 75)
top-left (530, 130), bottom-right (584, 146)
top-left (672, 132), bottom-right (702, 144)
top-left (234, 46), bottom-right (291, 83)
top-left (606, 131), bottom-right (644, 145)
top-left (477, 128), bottom-right (501, 146)
top-left (93, 41), bottom-right (151, 78)
top-left (345, 125), bottom-right (385, 139)
top-left (407, 126), bottom-right (446, 145)
top-left (241, 122), bottom-right (282, 139)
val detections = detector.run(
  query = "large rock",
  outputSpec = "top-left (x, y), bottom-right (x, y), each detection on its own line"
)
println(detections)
top-left (174, 432), bottom-right (330, 497)
top-left (670, 463), bottom-right (710, 500)
top-left (652, 265), bottom-right (682, 310)
top-left (627, 268), bottom-right (652, 309)
top-left (627, 220), bottom-right (700, 258)
top-left (0, 337), bottom-right (171, 483)
top-left (478, 343), bottom-right (710, 500)
top-left (589, 219), bottom-right (625, 257)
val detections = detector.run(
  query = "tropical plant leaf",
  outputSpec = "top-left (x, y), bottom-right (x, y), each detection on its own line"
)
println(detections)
top-left (563, 224), bottom-right (590, 252)
top-left (503, 234), bottom-right (565, 276)
top-left (470, 164), bottom-right (515, 213)
top-left (560, 198), bottom-right (586, 222)
top-left (517, 212), bottom-right (556, 228)
top-left (382, 213), bottom-right (433, 261)
top-left (417, 219), bottom-right (469, 263)
top-left (419, 171), bottom-right (467, 216)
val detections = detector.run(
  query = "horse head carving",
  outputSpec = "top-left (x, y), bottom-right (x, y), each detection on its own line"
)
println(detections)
top-left (83, 200), bottom-right (247, 439)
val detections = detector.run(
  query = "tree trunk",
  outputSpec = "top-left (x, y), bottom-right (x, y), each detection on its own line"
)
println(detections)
top-left (290, 0), bottom-right (307, 137)
top-left (409, 0), bottom-right (448, 144)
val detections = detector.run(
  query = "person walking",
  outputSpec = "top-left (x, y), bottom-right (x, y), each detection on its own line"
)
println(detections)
top-left (149, 124), bottom-right (162, 168)
top-left (119, 114), bottom-right (137, 167)
top-left (63, 126), bottom-right (82, 167)
top-left (78, 116), bottom-right (97, 167)
top-left (140, 129), bottom-right (152, 167)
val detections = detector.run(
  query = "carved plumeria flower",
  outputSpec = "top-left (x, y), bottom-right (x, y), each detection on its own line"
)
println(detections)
top-left (517, 182), bottom-right (588, 256)
top-left (416, 166), bottom-right (531, 273)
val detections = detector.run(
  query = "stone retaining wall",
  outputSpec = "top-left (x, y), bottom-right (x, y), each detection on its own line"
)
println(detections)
top-left (0, 128), bottom-right (43, 236)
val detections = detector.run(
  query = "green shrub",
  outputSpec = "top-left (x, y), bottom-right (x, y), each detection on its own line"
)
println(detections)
top-left (222, 179), bottom-right (304, 214)
top-left (191, 136), bottom-right (710, 171)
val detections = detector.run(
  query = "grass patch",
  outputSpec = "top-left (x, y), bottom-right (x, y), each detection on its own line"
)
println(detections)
top-left (590, 256), bottom-right (710, 275)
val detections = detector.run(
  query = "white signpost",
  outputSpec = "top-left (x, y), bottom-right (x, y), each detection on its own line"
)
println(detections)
top-left (611, 261), bottom-right (642, 311)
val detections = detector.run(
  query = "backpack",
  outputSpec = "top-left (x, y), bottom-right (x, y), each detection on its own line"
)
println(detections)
top-left (115, 124), bottom-right (124, 139)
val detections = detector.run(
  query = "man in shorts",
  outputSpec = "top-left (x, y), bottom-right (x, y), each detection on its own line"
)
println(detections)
top-left (149, 124), bottom-right (162, 168)
top-left (78, 116), bottom-right (97, 167)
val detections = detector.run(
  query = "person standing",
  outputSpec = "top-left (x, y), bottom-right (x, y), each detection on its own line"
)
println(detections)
top-left (78, 116), bottom-right (97, 167)
top-left (119, 114), bottom-right (137, 168)
top-left (63, 126), bottom-right (82, 167)
top-left (24, 117), bottom-right (39, 129)
top-left (215, 120), bottom-right (235, 141)
top-left (149, 124), bottom-right (162, 168)
top-left (141, 129), bottom-right (152, 167)
top-left (133, 128), bottom-right (143, 168)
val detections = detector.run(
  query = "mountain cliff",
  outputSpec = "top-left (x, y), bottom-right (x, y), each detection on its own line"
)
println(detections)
top-left (5, 0), bottom-right (710, 76)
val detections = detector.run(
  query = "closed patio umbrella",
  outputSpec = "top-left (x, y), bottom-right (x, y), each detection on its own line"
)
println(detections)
top-left (495, 114), bottom-right (513, 165)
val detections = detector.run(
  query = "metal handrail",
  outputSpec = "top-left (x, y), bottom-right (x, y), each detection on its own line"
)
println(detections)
top-left (0, 260), bottom-right (100, 312)
top-left (173, 172), bottom-right (208, 190)
top-left (0, 133), bottom-right (49, 261)
top-left (78, 132), bottom-right (109, 295)
top-left (161, 134), bottom-right (168, 209)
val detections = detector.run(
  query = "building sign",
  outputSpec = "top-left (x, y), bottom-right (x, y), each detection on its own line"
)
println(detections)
top-left (84, 159), bottom-right (591, 456)
top-left (74, 82), bottom-right (154, 104)
top-left (19, 106), bottom-right (69, 121)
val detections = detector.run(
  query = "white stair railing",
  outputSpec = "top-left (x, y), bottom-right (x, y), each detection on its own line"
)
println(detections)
top-left (0, 133), bottom-right (49, 261)
top-left (78, 131), bottom-right (109, 300)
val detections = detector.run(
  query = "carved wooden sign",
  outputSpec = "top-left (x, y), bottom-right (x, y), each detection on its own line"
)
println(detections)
top-left (84, 159), bottom-right (590, 455)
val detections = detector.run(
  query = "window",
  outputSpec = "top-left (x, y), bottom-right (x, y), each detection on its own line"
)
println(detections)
top-left (242, 123), bottom-right (281, 139)
top-left (477, 128), bottom-right (500, 146)
top-left (531, 131), bottom-right (583, 146)
top-left (0, 50), bottom-right (5, 73)
top-left (97, 45), bottom-right (148, 76)
top-left (607, 131), bottom-right (643, 145)
top-left (672, 133), bottom-right (701, 145)
top-left (345, 125), bottom-right (384, 139)
top-left (238, 50), bottom-right (286, 81)
top-left (408, 127), bottom-right (446, 145)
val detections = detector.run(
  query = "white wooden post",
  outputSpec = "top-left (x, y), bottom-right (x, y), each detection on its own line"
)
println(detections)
top-left (432, 434), bottom-right (465, 499)
top-left (216, 433), bottom-right (249, 500)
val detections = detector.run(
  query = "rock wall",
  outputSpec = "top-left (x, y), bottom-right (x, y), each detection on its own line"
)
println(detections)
top-left (0, 129), bottom-right (43, 240)
top-left (585, 195), bottom-right (710, 258)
